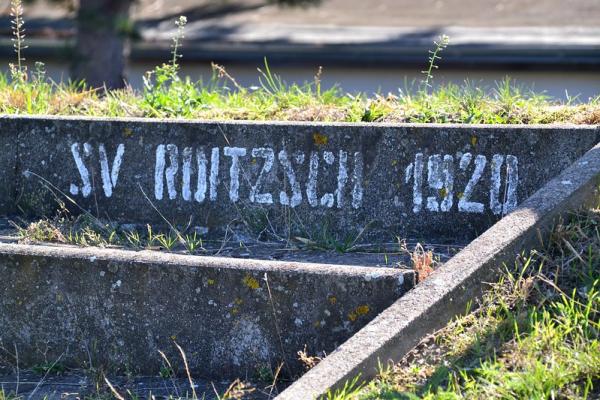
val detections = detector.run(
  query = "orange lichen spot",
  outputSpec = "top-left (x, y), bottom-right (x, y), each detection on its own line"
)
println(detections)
top-left (328, 295), bottom-right (337, 305)
top-left (439, 188), bottom-right (447, 198)
top-left (313, 320), bottom-right (321, 328)
top-left (470, 135), bottom-right (478, 147)
top-left (207, 279), bottom-right (215, 285)
top-left (457, 192), bottom-right (464, 199)
top-left (123, 127), bottom-right (133, 138)
top-left (170, 335), bottom-right (177, 340)
top-left (243, 275), bottom-right (260, 290)
top-left (234, 297), bottom-right (243, 305)
top-left (391, 159), bottom-right (398, 166)
top-left (313, 132), bottom-right (328, 146)
top-left (348, 305), bottom-right (370, 322)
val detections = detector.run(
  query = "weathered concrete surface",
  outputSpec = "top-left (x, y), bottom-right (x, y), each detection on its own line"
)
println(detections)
top-left (277, 142), bottom-right (600, 399)
top-left (0, 243), bottom-right (413, 379)
top-left (0, 127), bottom-right (17, 215)
top-left (1, 115), bottom-right (598, 241)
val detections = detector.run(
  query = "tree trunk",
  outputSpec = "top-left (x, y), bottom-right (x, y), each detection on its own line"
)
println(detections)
top-left (71, 0), bottom-right (133, 90)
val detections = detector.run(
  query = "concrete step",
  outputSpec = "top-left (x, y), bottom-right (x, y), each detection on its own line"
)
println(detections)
top-left (1, 116), bottom-right (598, 394)
top-left (0, 240), bottom-right (414, 380)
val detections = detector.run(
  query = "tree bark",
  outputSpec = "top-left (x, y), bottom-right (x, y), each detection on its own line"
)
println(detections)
top-left (71, 0), bottom-right (133, 90)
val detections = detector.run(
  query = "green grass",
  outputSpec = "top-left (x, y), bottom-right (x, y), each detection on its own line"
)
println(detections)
top-left (1, 4), bottom-right (599, 125)
top-left (327, 204), bottom-right (600, 399)
top-left (13, 214), bottom-right (206, 255)
top-left (2, 64), bottom-right (599, 125)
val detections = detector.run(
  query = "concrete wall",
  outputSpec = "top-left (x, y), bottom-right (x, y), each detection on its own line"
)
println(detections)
top-left (1, 116), bottom-right (598, 241)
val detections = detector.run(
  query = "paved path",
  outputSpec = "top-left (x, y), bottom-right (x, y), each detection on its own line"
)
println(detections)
top-left (5, 0), bottom-right (600, 28)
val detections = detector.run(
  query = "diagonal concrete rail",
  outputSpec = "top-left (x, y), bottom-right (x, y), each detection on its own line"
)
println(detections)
top-left (277, 141), bottom-right (600, 399)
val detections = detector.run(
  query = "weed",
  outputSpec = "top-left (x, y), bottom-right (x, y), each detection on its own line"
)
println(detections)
top-left (9, 0), bottom-right (27, 84)
top-left (295, 220), bottom-right (371, 253)
top-left (183, 232), bottom-right (204, 254)
top-left (420, 34), bottom-right (449, 94)
top-left (256, 364), bottom-right (275, 383)
top-left (171, 16), bottom-right (187, 70)
top-left (156, 232), bottom-right (178, 251)
top-left (14, 215), bottom-right (211, 255)
top-left (123, 229), bottom-right (142, 248)
top-left (219, 378), bottom-right (256, 400)
top-left (297, 345), bottom-right (323, 370)
top-left (398, 240), bottom-right (438, 282)
top-left (31, 362), bottom-right (67, 375)
top-left (15, 219), bottom-right (65, 243)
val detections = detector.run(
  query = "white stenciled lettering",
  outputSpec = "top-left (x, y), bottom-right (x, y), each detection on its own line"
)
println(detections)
top-left (503, 155), bottom-right (518, 214)
top-left (489, 154), bottom-right (504, 215)
top-left (427, 155), bottom-right (442, 212)
top-left (224, 147), bottom-right (246, 202)
top-left (278, 150), bottom-right (303, 207)
top-left (209, 147), bottom-right (219, 201)
top-left (195, 149), bottom-right (208, 203)
top-left (489, 154), bottom-right (519, 215)
top-left (426, 154), bottom-right (454, 212)
top-left (182, 147), bottom-right (193, 201)
top-left (351, 152), bottom-right (364, 209)
top-left (320, 151), bottom-right (335, 208)
top-left (459, 152), bottom-right (472, 170)
top-left (441, 155), bottom-right (454, 212)
top-left (459, 153), bottom-right (486, 213)
top-left (98, 143), bottom-right (125, 198)
top-left (410, 153), bottom-right (424, 213)
top-left (70, 142), bottom-right (92, 197)
top-left (249, 147), bottom-right (274, 204)
top-left (165, 145), bottom-right (179, 200)
top-left (154, 145), bottom-right (165, 200)
top-left (307, 152), bottom-right (319, 207)
top-left (336, 150), bottom-right (348, 208)
top-left (154, 144), bottom-right (179, 200)
top-left (68, 140), bottom-right (520, 217)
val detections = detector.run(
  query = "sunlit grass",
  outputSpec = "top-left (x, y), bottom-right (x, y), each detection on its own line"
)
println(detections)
top-left (1, 64), bottom-right (599, 124)
top-left (1, 2), bottom-right (598, 125)
top-left (330, 203), bottom-right (600, 400)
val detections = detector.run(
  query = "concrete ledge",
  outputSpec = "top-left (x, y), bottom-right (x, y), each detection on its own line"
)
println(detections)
top-left (2, 115), bottom-right (598, 241)
top-left (276, 141), bottom-right (600, 399)
top-left (0, 243), bottom-right (413, 378)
